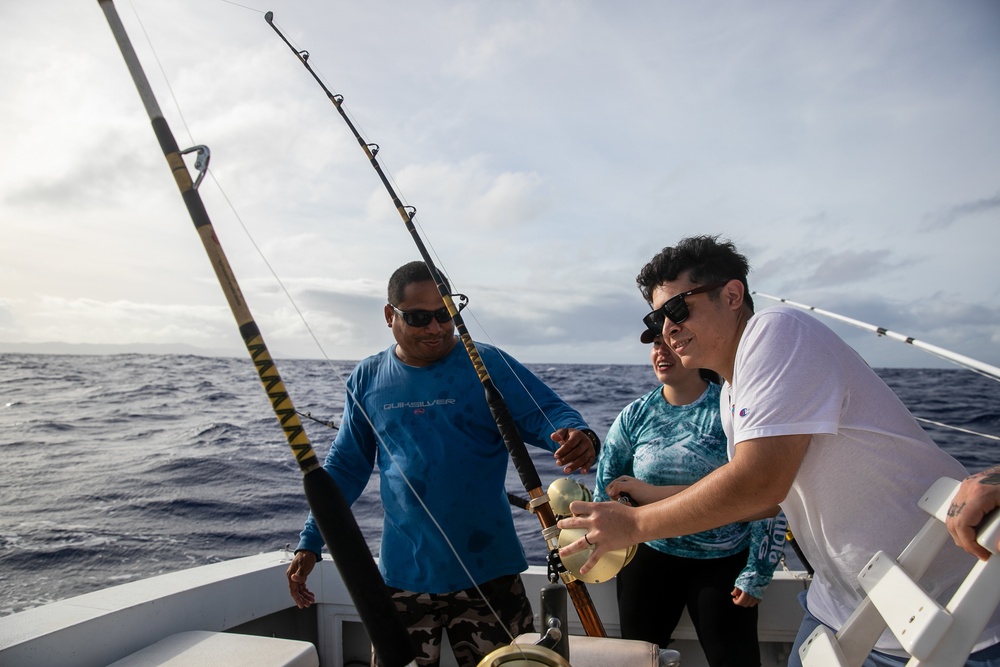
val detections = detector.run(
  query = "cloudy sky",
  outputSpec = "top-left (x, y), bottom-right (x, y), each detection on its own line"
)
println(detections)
top-left (1, 0), bottom-right (998, 369)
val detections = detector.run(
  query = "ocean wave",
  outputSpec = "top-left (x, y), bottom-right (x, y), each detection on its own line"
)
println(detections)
top-left (0, 352), bottom-right (997, 616)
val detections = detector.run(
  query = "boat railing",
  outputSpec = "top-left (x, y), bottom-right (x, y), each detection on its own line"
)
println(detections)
top-left (799, 476), bottom-right (1000, 667)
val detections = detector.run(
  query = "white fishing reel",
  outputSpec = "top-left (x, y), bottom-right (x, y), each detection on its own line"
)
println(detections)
top-left (546, 477), bottom-right (636, 584)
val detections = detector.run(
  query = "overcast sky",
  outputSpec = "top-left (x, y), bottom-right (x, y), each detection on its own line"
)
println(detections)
top-left (1, 0), bottom-right (998, 369)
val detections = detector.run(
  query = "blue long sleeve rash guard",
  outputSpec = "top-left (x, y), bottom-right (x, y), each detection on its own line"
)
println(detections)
top-left (297, 341), bottom-right (588, 593)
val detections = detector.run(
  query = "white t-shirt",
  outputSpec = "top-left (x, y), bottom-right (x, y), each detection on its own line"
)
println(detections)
top-left (722, 306), bottom-right (1000, 653)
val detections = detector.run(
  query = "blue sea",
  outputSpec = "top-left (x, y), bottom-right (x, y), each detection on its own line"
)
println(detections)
top-left (1, 353), bottom-right (997, 617)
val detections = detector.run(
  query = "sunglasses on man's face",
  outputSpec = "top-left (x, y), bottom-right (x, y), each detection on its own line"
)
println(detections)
top-left (390, 293), bottom-right (469, 328)
top-left (642, 281), bottom-right (730, 332)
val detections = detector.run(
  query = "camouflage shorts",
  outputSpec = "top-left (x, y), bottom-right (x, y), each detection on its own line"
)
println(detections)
top-left (372, 573), bottom-right (536, 667)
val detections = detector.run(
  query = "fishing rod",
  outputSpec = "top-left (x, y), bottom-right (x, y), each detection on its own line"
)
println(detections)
top-left (753, 292), bottom-right (1000, 382)
top-left (96, 4), bottom-right (415, 666)
top-left (264, 12), bottom-right (608, 638)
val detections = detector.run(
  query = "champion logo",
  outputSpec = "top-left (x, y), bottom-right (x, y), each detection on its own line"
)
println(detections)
top-left (738, 407), bottom-right (750, 417)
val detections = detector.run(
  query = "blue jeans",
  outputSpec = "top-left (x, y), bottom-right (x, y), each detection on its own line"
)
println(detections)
top-left (788, 590), bottom-right (1000, 667)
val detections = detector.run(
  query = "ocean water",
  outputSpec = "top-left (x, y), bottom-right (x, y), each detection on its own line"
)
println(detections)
top-left (1, 352), bottom-right (997, 617)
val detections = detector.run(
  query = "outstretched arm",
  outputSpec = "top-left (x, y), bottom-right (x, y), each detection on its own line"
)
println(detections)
top-left (732, 511), bottom-right (789, 606)
top-left (605, 476), bottom-right (688, 506)
top-left (286, 550), bottom-right (318, 608)
top-left (559, 434), bottom-right (809, 575)
top-left (946, 464), bottom-right (1000, 560)
top-left (551, 428), bottom-right (597, 474)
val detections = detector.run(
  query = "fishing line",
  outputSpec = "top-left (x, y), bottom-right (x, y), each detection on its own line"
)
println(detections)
top-left (254, 12), bottom-right (585, 500)
top-left (217, 0), bottom-right (266, 13)
top-left (121, 0), bottom-right (464, 612)
top-left (914, 417), bottom-right (1000, 443)
top-left (753, 292), bottom-right (1000, 446)
top-left (264, 11), bottom-right (608, 638)
top-left (120, 4), bottom-right (566, 644)
top-left (99, 3), bottom-right (417, 663)
top-left (459, 309), bottom-right (565, 436)
top-left (124, 0), bottom-right (349, 422)
top-left (252, 9), bottom-right (568, 440)
top-left (126, 0), bottom-right (196, 142)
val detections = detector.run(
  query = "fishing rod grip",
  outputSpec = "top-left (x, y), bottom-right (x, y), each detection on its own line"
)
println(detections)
top-left (484, 385), bottom-right (542, 493)
top-left (566, 580), bottom-right (607, 637)
top-left (787, 530), bottom-right (814, 576)
top-left (98, 4), bottom-right (419, 661)
top-left (483, 369), bottom-right (606, 637)
top-left (263, 13), bottom-right (608, 638)
top-left (304, 468), bottom-right (417, 667)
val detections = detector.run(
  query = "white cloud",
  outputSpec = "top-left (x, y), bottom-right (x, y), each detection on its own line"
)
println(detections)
top-left (0, 0), bottom-right (998, 368)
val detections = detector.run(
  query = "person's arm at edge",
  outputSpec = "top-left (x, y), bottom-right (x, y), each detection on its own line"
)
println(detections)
top-left (550, 427), bottom-right (598, 474)
top-left (288, 372), bottom-right (377, 606)
top-left (592, 413), bottom-right (629, 503)
top-left (732, 511), bottom-right (789, 606)
top-left (605, 477), bottom-right (689, 505)
top-left (489, 347), bottom-right (596, 473)
top-left (295, 426), bottom-right (376, 556)
top-left (946, 463), bottom-right (1000, 560)
top-left (558, 434), bottom-right (810, 575)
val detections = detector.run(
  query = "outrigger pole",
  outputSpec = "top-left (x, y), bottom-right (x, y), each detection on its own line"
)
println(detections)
top-left (96, 3), bottom-right (416, 665)
top-left (753, 292), bottom-right (1000, 382)
top-left (264, 12), bottom-right (607, 638)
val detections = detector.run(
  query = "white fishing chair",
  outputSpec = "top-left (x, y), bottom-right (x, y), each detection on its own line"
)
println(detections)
top-left (799, 476), bottom-right (1000, 667)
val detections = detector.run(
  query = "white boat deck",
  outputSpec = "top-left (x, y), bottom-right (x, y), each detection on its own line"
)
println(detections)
top-left (0, 551), bottom-right (808, 667)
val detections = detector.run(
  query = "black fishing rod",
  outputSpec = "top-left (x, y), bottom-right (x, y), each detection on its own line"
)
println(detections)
top-left (96, 3), bottom-right (415, 665)
top-left (264, 12), bottom-right (607, 638)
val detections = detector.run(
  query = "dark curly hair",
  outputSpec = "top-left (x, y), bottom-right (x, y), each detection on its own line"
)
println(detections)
top-left (636, 235), bottom-right (754, 312)
top-left (387, 261), bottom-right (451, 305)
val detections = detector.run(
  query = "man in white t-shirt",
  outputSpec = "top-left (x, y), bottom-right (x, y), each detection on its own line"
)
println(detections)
top-left (559, 235), bottom-right (1000, 666)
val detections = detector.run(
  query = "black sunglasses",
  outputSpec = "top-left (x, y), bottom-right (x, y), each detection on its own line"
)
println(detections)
top-left (390, 293), bottom-right (469, 328)
top-left (642, 281), bottom-right (730, 332)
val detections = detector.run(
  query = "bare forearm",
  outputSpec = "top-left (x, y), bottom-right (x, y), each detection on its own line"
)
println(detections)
top-left (739, 505), bottom-right (782, 522)
top-left (947, 464), bottom-right (1000, 560)
top-left (557, 434), bottom-right (809, 576)
top-left (632, 462), bottom-right (785, 542)
top-left (632, 434), bottom-right (808, 541)
top-left (606, 476), bottom-right (688, 506)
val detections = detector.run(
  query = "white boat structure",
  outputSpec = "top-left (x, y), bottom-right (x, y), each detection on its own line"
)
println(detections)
top-left (0, 549), bottom-right (807, 667)
top-left (2, 475), bottom-right (998, 667)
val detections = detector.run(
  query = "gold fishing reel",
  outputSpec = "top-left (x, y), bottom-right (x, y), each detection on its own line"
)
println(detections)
top-left (547, 477), bottom-right (592, 516)
top-left (546, 477), bottom-right (636, 584)
top-left (477, 643), bottom-right (572, 667)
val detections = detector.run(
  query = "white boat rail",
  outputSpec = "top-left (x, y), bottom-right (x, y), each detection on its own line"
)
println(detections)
top-left (753, 292), bottom-right (1000, 382)
top-left (799, 477), bottom-right (1000, 667)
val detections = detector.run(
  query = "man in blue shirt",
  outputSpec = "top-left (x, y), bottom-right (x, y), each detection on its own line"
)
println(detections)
top-left (286, 261), bottom-right (598, 667)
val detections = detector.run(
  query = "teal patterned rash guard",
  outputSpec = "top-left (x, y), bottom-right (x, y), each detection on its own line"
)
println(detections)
top-left (594, 382), bottom-right (786, 599)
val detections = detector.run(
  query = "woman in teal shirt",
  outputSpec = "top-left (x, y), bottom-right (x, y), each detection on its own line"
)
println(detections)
top-left (595, 332), bottom-right (786, 666)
